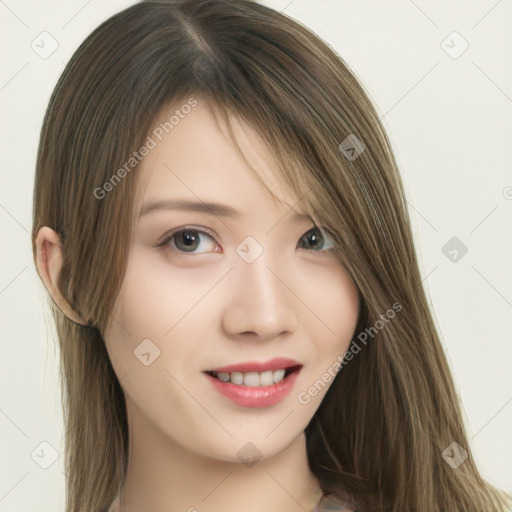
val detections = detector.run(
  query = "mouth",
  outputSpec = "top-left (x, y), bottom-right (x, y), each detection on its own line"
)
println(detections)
top-left (203, 361), bottom-right (303, 408)
top-left (203, 357), bottom-right (302, 387)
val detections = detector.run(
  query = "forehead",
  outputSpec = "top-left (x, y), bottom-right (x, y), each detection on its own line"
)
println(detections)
top-left (132, 100), bottom-right (301, 220)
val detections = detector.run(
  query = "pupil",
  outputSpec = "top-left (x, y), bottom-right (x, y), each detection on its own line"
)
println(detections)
top-left (307, 228), bottom-right (323, 249)
top-left (177, 230), bottom-right (199, 252)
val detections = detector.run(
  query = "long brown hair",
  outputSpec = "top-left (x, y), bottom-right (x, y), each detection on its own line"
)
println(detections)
top-left (31, 1), bottom-right (511, 511)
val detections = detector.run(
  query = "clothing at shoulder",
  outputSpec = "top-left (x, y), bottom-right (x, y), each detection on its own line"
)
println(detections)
top-left (314, 493), bottom-right (358, 512)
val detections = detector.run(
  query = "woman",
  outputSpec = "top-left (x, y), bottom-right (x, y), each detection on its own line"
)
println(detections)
top-left (31, 0), bottom-right (511, 511)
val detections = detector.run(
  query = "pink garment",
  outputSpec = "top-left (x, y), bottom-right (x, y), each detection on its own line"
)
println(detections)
top-left (314, 493), bottom-right (358, 512)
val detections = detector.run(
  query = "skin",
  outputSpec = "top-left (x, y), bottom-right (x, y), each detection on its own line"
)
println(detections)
top-left (35, 99), bottom-right (360, 512)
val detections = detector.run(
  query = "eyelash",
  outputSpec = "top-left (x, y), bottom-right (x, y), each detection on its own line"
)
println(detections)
top-left (157, 225), bottom-right (335, 257)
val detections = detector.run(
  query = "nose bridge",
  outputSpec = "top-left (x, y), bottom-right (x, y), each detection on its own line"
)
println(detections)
top-left (221, 245), bottom-right (299, 338)
top-left (241, 248), bottom-right (284, 304)
top-left (236, 231), bottom-right (284, 295)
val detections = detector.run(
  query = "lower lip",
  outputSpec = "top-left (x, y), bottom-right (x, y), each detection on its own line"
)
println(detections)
top-left (204, 369), bottom-right (301, 408)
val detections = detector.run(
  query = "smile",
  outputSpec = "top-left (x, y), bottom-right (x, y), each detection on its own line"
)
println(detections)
top-left (203, 360), bottom-right (302, 408)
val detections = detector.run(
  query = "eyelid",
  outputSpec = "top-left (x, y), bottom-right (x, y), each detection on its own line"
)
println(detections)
top-left (158, 225), bottom-right (221, 247)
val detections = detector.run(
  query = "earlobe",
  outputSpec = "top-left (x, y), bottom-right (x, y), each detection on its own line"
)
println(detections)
top-left (35, 226), bottom-right (87, 326)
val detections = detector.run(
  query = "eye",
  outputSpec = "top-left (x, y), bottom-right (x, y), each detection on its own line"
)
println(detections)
top-left (297, 226), bottom-right (334, 252)
top-left (158, 225), bottom-right (335, 257)
top-left (159, 227), bottom-right (220, 256)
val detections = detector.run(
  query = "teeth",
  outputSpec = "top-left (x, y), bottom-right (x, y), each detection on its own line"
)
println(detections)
top-left (231, 372), bottom-right (244, 385)
top-left (259, 370), bottom-right (274, 386)
top-left (244, 372), bottom-right (260, 387)
top-left (213, 368), bottom-right (288, 386)
top-left (273, 369), bottom-right (285, 383)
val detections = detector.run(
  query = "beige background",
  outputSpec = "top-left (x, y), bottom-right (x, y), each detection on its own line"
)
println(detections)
top-left (0, 0), bottom-right (511, 509)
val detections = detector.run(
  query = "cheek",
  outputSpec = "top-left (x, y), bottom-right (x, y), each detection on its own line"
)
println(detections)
top-left (304, 263), bottom-right (360, 351)
top-left (110, 250), bottom-right (221, 340)
top-left (101, 256), bottom-right (215, 440)
top-left (102, 248), bottom-right (224, 388)
top-left (301, 265), bottom-right (360, 400)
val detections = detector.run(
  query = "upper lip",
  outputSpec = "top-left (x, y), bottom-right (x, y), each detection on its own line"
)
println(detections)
top-left (207, 357), bottom-right (302, 373)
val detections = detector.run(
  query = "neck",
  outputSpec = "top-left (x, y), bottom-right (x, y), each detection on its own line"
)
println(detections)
top-left (118, 401), bottom-right (323, 512)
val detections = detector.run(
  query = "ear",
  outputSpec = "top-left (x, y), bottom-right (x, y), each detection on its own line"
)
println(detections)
top-left (35, 226), bottom-right (87, 326)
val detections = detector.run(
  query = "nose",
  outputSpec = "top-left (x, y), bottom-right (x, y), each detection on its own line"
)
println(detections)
top-left (220, 252), bottom-right (299, 340)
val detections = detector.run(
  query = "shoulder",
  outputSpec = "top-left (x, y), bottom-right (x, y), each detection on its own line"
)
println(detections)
top-left (315, 493), bottom-right (358, 512)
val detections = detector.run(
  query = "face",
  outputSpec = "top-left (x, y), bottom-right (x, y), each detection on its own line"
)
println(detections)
top-left (103, 98), bottom-right (360, 462)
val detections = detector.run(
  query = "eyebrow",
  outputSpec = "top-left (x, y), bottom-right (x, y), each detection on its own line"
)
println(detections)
top-left (138, 199), bottom-right (313, 222)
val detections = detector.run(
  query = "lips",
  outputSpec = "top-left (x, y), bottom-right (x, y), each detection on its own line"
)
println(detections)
top-left (204, 359), bottom-right (303, 408)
